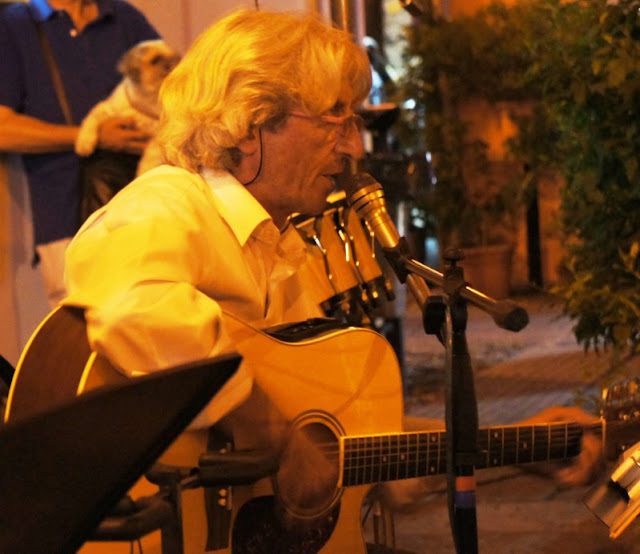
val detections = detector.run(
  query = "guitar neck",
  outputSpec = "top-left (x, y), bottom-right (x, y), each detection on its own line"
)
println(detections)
top-left (340, 421), bottom-right (594, 487)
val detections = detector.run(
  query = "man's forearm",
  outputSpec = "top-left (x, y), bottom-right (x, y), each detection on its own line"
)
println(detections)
top-left (0, 107), bottom-right (78, 154)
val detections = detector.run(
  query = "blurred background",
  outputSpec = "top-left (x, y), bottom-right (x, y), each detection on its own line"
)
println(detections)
top-left (3, 0), bottom-right (639, 391)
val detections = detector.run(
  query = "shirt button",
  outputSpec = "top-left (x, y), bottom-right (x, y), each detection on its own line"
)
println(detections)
top-left (70, 28), bottom-right (78, 37)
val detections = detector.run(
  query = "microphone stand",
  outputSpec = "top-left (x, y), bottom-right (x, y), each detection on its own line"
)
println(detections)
top-left (440, 249), bottom-right (479, 554)
top-left (382, 239), bottom-right (529, 554)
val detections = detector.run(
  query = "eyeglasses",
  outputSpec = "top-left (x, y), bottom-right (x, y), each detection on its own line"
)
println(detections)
top-left (289, 111), bottom-right (364, 137)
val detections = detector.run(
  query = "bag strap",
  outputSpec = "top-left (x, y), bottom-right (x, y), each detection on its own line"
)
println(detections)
top-left (33, 21), bottom-right (74, 125)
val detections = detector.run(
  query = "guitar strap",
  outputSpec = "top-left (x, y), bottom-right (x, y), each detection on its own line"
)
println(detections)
top-left (33, 20), bottom-right (74, 125)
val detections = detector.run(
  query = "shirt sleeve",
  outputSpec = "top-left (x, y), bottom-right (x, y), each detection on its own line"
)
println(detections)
top-left (63, 171), bottom-right (252, 424)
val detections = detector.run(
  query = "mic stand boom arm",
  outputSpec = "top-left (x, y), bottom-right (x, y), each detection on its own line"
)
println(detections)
top-left (345, 172), bottom-right (528, 332)
top-left (383, 237), bottom-right (529, 332)
top-left (383, 237), bottom-right (529, 333)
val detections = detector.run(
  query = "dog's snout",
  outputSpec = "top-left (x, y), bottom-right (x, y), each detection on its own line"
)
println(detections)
top-left (158, 55), bottom-right (180, 73)
top-left (148, 52), bottom-right (179, 72)
top-left (166, 57), bottom-right (179, 71)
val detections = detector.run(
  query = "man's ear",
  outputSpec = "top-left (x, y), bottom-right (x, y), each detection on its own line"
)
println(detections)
top-left (237, 130), bottom-right (259, 156)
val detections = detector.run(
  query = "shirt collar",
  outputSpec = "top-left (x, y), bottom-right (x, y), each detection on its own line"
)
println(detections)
top-left (200, 168), bottom-right (273, 247)
top-left (29, 0), bottom-right (114, 22)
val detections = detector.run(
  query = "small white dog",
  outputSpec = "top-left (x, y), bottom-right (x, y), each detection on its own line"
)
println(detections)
top-left (75, 39), bottom-right (180, 175)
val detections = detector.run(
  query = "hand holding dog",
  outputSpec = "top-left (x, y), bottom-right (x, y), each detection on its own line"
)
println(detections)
top-left (96, 116), bottom-right (151, 156)
top-left (75, 40), bottom-right (178, 163)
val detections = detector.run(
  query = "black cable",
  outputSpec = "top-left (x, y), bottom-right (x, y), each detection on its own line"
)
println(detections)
top-left (241, 128), bottom-right (263, 186)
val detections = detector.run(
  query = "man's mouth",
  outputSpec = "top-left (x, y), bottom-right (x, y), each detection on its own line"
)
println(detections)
top-left (319, 173), bottom-right (337, 191)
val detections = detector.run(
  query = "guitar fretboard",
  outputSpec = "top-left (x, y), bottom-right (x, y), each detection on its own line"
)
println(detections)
top-left (341, 423), bottom-right (585, 487)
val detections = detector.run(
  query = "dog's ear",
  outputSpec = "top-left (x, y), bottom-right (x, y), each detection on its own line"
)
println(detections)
top-left (117, 45), bottom-right (143, 84)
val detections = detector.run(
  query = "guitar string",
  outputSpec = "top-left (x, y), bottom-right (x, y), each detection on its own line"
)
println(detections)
top-left (312, 424), bottom-right (589, 450)
top-left (309, 426), bottom-right (592, 479)
top-left (337, 433), bottom-right (585, 471)
top-left (302, 422), bottom-right (607, 481)
top-left (308, 423), bottom-right (601, 470)
top-left (309, 420), bottom-right (601, 448)
top-left (312, 431), bottom-right (586, 458)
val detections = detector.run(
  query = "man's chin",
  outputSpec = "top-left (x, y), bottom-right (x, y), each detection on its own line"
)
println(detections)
top-left (298, 197), bottom-right (332, 217)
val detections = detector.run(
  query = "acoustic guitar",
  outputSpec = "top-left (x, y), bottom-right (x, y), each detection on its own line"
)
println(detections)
top-left (5, 306), bottom-right (640, 553)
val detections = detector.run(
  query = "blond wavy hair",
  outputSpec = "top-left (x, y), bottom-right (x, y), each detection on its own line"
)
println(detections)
top-left (156, 9), bottom-right (372, 172)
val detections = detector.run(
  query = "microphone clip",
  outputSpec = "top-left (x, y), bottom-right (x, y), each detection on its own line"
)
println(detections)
top-left (381, 236), bottom-right (412, 284)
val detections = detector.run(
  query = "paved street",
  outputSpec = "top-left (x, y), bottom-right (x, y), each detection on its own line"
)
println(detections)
top-left (387, 292), bottom-right (640, 553)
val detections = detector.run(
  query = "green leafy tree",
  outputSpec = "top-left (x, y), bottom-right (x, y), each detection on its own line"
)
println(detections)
top-left (520, 0), bottom-right (640, 359)
top-left (399, 0), bottom-right (640, 362)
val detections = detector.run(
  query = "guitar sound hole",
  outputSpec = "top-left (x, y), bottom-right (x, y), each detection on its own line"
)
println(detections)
top-left (275, 421), bottom-right (341, 519)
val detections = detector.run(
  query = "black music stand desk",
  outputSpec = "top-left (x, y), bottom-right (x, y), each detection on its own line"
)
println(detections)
top-left (0, 353), bottom-right (241, 554)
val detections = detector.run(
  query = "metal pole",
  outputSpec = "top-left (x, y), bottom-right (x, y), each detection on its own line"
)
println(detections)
top-left (329, 0), bottom-right (364, 40)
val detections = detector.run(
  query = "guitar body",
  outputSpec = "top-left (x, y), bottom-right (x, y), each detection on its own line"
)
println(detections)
top-left (5, 308), bottom-right (404, 554)
top-left (9, 307), bottom-right (640, 553)
top-left (217, 314), bottom-right (404, 554)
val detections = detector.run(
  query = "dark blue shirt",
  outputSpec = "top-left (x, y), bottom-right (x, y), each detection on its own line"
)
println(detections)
top-left (0, 0), bottom-right (159, 245)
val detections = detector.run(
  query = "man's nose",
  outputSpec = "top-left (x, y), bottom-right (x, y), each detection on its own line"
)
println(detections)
top-left (335, 122), bottom-right (365, 161)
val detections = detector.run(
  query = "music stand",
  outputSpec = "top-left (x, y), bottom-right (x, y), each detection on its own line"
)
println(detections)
top-left (0, 353), bottom-right (241, 554)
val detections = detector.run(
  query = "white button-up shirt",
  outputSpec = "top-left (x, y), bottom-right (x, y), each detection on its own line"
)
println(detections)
top-left (64, 165), bottom-right (322, 425)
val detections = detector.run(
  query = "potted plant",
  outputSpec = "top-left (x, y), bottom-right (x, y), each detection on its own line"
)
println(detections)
top-left (397, 0), bottom-right (640, 370)
top-left (416, 129), bottom-right (527, 298)
top-left (395, 3), bottom-right (534, 297)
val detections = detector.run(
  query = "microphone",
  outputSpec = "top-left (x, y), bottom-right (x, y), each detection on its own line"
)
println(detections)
top-left (344, 172), bottom-right (529, 332)
top-left (344, 173), bottom-right (403, 250)
top-left (344, 172), bottom-right (431, 308)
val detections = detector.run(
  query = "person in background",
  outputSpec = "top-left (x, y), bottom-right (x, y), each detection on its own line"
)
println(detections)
top-left (0, 0), bottom-right (160, 307)
top-left (61, 8), bottom-right (602, 552)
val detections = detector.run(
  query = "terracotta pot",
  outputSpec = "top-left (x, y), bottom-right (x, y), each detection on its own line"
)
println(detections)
top-left (459, 243), bottom-right (513, 299)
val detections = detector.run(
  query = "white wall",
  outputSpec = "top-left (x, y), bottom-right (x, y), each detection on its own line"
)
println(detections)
top-left (130, 0), bottom-right (316, 52)
top-left (0, 156), bottom-right (49, 367)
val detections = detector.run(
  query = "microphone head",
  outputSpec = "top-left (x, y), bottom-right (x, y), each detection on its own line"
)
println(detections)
top-left (344, 172), bottom-right (378, 198)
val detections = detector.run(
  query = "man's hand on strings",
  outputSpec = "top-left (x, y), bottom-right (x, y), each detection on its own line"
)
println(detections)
top-left (521, 405), bottom-right (604, 487)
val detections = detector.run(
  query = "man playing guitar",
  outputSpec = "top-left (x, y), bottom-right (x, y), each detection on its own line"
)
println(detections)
top-left (54, 8), bottom-right (603, 553)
